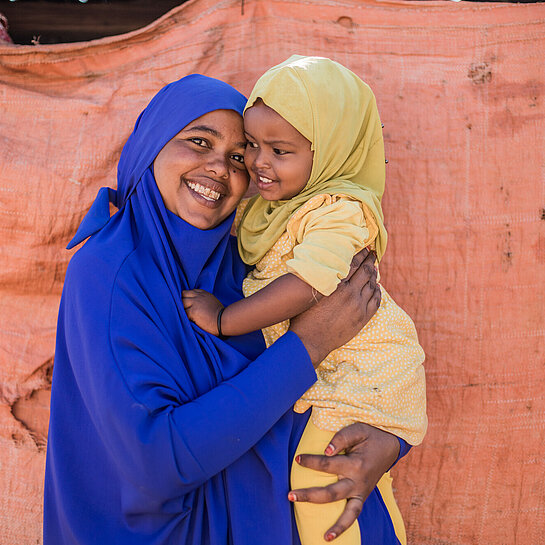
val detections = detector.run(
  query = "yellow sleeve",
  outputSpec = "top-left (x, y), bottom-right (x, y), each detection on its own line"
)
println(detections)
top-left (286, 198), bottom-right (372, 296)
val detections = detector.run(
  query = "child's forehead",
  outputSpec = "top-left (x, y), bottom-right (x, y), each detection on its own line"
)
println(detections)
top-left (243, 100), bottom-right (310, 144)
top-left (244, 98), bottom-right (313, 146)
top-left (243, 97), bottom-right (277, 121)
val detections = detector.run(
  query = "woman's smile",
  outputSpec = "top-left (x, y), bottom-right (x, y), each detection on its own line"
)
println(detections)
top-left (185, 179), bottom-right (223, 202)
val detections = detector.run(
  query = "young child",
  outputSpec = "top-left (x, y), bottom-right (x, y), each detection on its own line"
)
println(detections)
top-left (182, 56), bottom-right (427, 544)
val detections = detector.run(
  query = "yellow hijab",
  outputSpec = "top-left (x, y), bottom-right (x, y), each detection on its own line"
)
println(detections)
top-left (238, 55), bottom-right (387, 265)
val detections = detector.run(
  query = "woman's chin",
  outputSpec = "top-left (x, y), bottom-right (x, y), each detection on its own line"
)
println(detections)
top-left (172, 202), bottom-right (235, 230)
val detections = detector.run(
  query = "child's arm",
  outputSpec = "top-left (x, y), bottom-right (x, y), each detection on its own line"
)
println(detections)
top-left (182, 273), bottom-right (320, 337)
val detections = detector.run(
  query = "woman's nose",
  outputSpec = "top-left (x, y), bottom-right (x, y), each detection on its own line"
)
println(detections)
top-left (205, 153), bottom-right (229, 178)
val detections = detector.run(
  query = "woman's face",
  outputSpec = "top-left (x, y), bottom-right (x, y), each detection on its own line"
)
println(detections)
top-left (153, 109), bottom-right (249, 230)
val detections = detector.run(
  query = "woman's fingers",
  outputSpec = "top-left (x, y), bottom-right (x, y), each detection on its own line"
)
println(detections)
top-left (359, 273), bottom-right (381, 315)
top-left (324, 422), bottom-right (371, 456)
top-left (293, 424), bottom-right (402, 539)
top-left (346, 254), bottom-right (376, 291)
top-left (295, 452), bottom-right (352, 476)
top-left (343, 248), bottom-right (370, 281)
top-left (289, 477), bottom-right (354, 504)
top-left (323, 497), bottom-right (366, 542)
top-left (289, 479), bottom-right (372, 541)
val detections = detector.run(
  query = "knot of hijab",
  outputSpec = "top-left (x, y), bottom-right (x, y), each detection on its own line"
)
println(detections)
top-left (237, 55), bottom-right (387, 265)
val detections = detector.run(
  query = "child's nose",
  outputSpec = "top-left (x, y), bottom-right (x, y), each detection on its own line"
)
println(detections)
top-left (253, 149), bottom-right (270, 170)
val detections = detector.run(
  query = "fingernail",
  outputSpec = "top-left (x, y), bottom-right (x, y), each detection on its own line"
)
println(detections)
top-left (325, 443), bottom-right (335, 455)
top-left (295, 455), bottom-right (301, 464)
top-left (325, 532), bottom-right (336, 541)
top-left (288, 493), bottom-right (297, 502)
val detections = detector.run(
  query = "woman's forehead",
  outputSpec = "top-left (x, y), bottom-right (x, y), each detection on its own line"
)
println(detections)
top-left (181, 109), bottom-right (245, 144)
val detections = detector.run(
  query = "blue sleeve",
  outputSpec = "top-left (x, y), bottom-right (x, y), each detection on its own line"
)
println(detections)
top-left (389, 438), bottom-right (411, 470)
top-left (69, 262), bottom-right (317, 502)
top-left (166, 331), bottom-right (316, 485)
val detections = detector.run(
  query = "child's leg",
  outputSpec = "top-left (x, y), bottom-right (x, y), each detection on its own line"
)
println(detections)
top-left (291, 416), bottom-right (360, 545)
top-left (376, 472), bottom-right (407, 545)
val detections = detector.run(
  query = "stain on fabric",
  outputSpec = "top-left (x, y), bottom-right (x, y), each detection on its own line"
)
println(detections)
top-left (337, 16), bottom-right (355, 30)
top-left (468, 62), bottom-right (492, 85)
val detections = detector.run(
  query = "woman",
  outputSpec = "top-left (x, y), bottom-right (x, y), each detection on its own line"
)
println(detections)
top-left (44, 74), bottom-right (408, 544)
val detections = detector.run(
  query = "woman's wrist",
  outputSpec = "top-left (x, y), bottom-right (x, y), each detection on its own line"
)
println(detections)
top-left (288, 326), bottom-right (329, 368)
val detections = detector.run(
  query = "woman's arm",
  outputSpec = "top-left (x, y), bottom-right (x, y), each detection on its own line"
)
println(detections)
top-left (70, 249), bottom-right (380, 502)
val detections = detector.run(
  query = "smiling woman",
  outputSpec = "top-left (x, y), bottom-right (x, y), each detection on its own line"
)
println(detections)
top-left (153, 109), bottom-right (249, 230)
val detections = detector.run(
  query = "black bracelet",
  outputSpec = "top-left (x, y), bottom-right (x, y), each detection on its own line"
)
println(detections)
top-left (217, 306), bottom-right (227, 340)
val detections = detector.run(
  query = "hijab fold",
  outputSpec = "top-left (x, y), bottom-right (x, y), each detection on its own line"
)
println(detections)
top-left (237, 55), bottom-right (388, 265)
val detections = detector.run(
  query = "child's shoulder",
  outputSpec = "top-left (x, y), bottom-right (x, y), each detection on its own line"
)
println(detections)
top-left (290, 193), bottom-right (364, 223)
top-left (288, 193), bottom-right (379, 248)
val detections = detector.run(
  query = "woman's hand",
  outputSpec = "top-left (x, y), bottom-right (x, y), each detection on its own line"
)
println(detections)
top-left (289, 423), bottom-right (401, 541)
top-left (289, 249), bottom-right (380, 367)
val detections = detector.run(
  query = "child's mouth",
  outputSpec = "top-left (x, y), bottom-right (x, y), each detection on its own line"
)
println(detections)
top-left (256, 174), bottom-right (278, 191)
top-left (258, 175), bottom-right (274, 185)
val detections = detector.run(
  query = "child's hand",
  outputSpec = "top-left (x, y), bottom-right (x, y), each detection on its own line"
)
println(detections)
top-left (182, 289), bottom-right (223, 336)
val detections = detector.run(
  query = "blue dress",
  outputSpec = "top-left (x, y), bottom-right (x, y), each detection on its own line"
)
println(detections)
top-left (44, 74), bottom-right (406, 545)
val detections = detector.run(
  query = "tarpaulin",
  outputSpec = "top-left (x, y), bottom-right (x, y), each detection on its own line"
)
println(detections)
top-left (0, 0), bottom-right (544, 543)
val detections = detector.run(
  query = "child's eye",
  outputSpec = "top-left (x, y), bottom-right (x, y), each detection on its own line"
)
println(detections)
top-left (247, 141), bottom-right (258, 149)
top-left (231, 154), bottom-right (245, 164)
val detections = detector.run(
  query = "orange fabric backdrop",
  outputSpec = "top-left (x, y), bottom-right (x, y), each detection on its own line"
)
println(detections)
top-left (1, 1), bottom-right (544, 543)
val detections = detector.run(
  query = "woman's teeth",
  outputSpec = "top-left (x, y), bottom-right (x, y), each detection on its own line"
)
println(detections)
top-left (259, 175), bottom-right (274, 184)
top-left (187, 181), bottom-right (221, 201)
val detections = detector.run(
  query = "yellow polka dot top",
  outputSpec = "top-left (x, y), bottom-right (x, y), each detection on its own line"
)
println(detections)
top-left (236, 194), bottom-right (427, 445)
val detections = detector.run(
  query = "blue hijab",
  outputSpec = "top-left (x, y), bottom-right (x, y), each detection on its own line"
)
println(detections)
top-left (44, 75), bottom-right (320, 545)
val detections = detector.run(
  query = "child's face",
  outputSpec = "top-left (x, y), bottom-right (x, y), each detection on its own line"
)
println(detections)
top-left (243, 100), bottom-right (314, 201)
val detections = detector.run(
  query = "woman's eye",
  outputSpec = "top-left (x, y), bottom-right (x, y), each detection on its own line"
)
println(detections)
top-left (189, 137), bottom-right (207, 147)
top-left (273, 148), bottom-right (288, 155)
top-left (247, 141), bottom-right (258, 149)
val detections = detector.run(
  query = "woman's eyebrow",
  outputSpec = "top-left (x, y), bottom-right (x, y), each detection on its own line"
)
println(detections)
top-left (186, 125), bottom-right (246, 148)
top-left (185, 125), bottom-right (221, 138)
